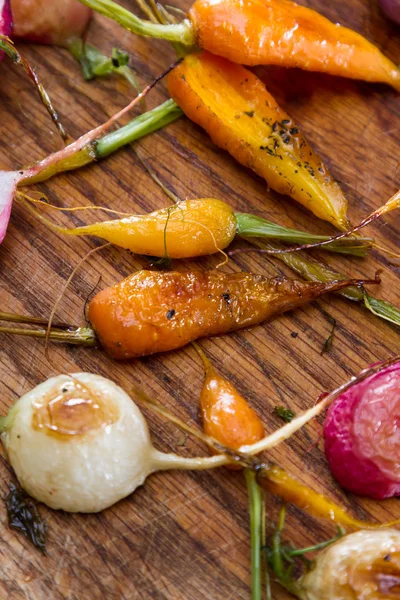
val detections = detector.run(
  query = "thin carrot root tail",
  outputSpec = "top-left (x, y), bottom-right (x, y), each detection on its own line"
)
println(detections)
top-left (259, 466), bottom-right (390, 530)
top-left (17, 192), bottom-right (73, 236)
top-left (372, 242), bottom-right (400, 261)
top-left (0, 37), bottom-right (68, 141)
top-left (324, 275), bottom-right (381, 296)
top-left (18, 191), bottom-right (133, 217)
top-left (44, 243), bottom-right (111, 365)
top-left (192, 341), bottom-right (213, 371)
top-left (267, 190), bottom-right (400, 255)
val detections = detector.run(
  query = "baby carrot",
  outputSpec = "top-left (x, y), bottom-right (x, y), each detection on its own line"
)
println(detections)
top-left (193, 342), bottom-right (265, 598)
top-left (258, 464), bottom-right (396, 530)
top-left (167, 52), bottom-right (350, 230)
top-left (78, 0), bottom-right (400, 90)
top-left (87, 270), bottom-right (376, 359)
top-left (188, 0), bottom-right (400, 90)
top-left (22, 197), bottom-right (372, 258)
top-left (194, 343), bottom-right (264, 450)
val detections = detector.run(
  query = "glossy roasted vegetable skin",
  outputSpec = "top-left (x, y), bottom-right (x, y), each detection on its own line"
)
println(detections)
top-left (299, 529), bottom-right (400, 600)
top-left (88, 270), bottom-right (358, 359)
top-left (199, 353), bottom-right (264, 450)
top-left (188, 0), bottom-right (400, 90)
top-left (70, 199), bottom-right (237, 258)
top-left (168, 52), bottom-right (350, 230)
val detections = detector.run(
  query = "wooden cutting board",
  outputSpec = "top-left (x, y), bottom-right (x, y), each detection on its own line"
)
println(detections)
top-left (0, 1), bottom-right (399, 598)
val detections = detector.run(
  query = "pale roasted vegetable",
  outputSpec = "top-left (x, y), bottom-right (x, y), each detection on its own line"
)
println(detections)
top-left (0, 373), bottom-right (229, 512)
top-left (299, 529), bottom-right (400, 599)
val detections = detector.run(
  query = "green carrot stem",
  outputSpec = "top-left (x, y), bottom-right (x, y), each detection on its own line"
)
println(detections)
top-left (245, 469), bottom-right (263, 600)
top-left (271, 505), bottom-right (286, 582)
top-left (67, 38), bottom-right (143, 100)
top-left (271, 246), bottom-right (400, 326)
top-left (268, 506), bottom-right (303, 596)
top-left (261, 498), bottom-right (271, 600)
top-left (363, 293), bottom-right (400, 327)
top-left (77, 0), bottom-right (195, 45)
top-left (271, 248), bottom-right (362, 301)
top-left (0, 311), bottom-right (73, 329)
top-left (283, 528), bottom-right (345, 557)
top-left (234, 213), bottom-right (373, 257)
top-left (0, 325), bottom-right (97, 346)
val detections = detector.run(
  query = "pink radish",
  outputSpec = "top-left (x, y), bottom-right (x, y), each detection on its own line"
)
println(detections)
top-left (324, 360), bottom-right (400, 499)
top-left (378, 0), bottom-right (400, 25)
top-left (0, 0), bottom-right (13, 61)
top-left (11, 0), bottom-right (92, 47)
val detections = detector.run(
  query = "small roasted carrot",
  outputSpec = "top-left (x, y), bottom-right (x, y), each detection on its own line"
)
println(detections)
top-left (188, 0), bottom-right (400, 89)
top-left (0, 272), bottom-right (379, 359)
top-left (79, 0), bottom-right (400, 90)
top-left (26, 198), bottom-right (237, 259)
top-left (192, 343), bottom-right (265, 597)
top-left (87, 270), bottom-right (376, 359)
top-left (22, 196), bottom-right (372, 258)
top-left (258, 464), bottom-right (380, 530)
top-left (194, 343), bottom-right (264, 450)
top-left (167, 52), bottom-right (350, 230)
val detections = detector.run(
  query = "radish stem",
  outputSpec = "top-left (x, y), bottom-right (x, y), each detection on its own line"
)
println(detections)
top-left (0, 36), bottom-right (67, 141)
top-left (18, 99), bottom-right (181, 185)
top-left (96, 99), bottom-right (181, 157)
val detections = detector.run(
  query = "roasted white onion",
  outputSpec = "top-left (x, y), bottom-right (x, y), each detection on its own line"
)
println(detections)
top-left (299, 529), bottom-right (400, 599)
top-left (1, 373), bottom-right (159, 512)
top-left (0, 373), bottom-right (237, 512)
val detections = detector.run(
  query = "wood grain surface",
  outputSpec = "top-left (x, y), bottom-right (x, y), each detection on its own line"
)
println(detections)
top-left (0, 1), bottom-right (399, 598)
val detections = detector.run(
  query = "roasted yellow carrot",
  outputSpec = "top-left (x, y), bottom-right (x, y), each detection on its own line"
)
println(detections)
top-left (168, 52), bottom-right (350, 229)
top-left (23, 196), bottom-right (372, 257)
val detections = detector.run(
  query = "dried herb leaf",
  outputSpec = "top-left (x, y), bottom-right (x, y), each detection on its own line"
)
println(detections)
top-left (176, 433), bottom-right (188, 447)
top-left (5, 483), bottom-right (47, 554)
top-left (321, 317), bottom-right (336, 355)
top-left (273, 406), bottom-right (296, 423)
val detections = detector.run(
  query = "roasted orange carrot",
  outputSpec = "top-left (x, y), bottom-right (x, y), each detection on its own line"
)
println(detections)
top-left (87, 270), bottom-right (376, 359)
top-left (0, 272), bottom-right (379, 359)
top-left (79, 0), bottom-right (400, 90)
top-left (192, 343), bottom-right (265, 597)
top-left (168, 52), bottom-right (350, 229)
top-left (194, 343), bottom-right (264, 450)
top-left (188, 0), bottom-right (400, 89)
top-left (193, 346), bottom-right (384, 529)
